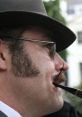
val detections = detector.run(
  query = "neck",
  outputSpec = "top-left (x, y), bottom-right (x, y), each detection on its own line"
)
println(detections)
top-left (0, 76), bottom-right (47, 117)
top-left (0, 86), bottom-right (44, 117)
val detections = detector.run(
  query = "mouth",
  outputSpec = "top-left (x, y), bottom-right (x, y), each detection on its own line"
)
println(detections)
top-left (52, 72), bottom-right (66, 86)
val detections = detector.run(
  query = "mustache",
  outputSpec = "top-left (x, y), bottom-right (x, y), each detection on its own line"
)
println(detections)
top-left (53, 71), bottom-right (66, 84)
top-left (53, 72), bottom-right (82, 99)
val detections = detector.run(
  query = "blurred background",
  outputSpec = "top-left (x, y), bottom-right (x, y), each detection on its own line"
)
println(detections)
top-left (43, 0), bottom-right (82, 114)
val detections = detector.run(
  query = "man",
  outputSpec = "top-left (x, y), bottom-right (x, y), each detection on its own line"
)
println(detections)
top-left (0, 0), bottom-right (80, 117)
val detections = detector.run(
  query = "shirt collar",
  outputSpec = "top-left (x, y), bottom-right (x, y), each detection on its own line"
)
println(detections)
top-left (0, 101), bottom-right (22, 117)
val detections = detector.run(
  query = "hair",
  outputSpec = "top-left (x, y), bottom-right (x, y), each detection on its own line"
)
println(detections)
top-left (0, 25), bottom-right (55, 77)
top-left (0, 26), bottom-right (26, 55)
top-left (0, 25), bottom-right (55, 55)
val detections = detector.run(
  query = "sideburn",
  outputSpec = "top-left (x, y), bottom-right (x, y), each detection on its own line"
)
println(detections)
top-left (10, 45), bottom-right (40, 77)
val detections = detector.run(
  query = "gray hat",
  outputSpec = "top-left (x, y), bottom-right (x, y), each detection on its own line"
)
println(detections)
top-left (0, 0), bottom-right (76, 52)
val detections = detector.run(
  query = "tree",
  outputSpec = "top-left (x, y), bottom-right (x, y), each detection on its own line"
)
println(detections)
top-left (44, 0), bottom-right (67, 60)
top-left (44, 0), bottom-right (66, 24)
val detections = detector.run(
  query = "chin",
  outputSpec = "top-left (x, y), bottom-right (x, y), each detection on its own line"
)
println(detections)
top-left (46, 96), bottom-right (64, 115)
top-left (41, 99), bottom-right (64, 117)
top-left (55, 97), bottom-right (64, 111)
top-left (54, 88), bottom-right (64, 111)
top-left (49, 95), bottom-right (64, 113)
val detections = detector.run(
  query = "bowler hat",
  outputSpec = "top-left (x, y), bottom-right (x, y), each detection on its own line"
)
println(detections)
top-left (0, 0), bottom-right (76, 52)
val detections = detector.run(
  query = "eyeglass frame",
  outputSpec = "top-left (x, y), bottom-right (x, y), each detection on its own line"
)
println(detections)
top-left (0, 35), bottom-right (56, 59)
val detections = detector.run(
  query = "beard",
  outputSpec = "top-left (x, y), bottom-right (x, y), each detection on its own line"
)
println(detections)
top-left (10, 47), bottom-right (40, 77)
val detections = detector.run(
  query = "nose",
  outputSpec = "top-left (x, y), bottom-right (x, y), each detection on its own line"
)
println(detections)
top-left (54, 53), bottom-right (68, 73)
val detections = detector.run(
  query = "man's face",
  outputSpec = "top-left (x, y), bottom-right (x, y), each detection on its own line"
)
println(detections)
top-left (9, 27), bottom-right (68, 116)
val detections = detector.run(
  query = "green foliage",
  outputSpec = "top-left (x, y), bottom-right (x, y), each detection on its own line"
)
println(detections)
top-left (59, 51), bottom-right (68, 61)
top-left (65, 83), bottom-right (82, 114)
top-left (44, 0), bottom-right (67, 60)
top-left (44, 0), bottom-right (66, 24)
top-left (78, 82), bottom-right (82, 89)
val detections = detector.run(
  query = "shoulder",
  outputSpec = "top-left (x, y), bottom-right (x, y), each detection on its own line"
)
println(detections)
top-left (43, 101), bottom-right (82, 117)
top-left (0, 111), bottom-right (7, 117)
top-left (59, 101), bottom-right (82, 117)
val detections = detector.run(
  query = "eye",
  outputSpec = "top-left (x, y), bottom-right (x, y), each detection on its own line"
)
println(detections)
top-left (42, 43), bottom-right (52, 55)
top-left (45, 43), bottom-right (52, 49)
top-left (42, 44), bottom-right (49, 52)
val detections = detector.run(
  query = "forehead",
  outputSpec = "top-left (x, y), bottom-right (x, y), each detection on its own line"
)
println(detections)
top-left (21, 26), bottom-right (54, 41)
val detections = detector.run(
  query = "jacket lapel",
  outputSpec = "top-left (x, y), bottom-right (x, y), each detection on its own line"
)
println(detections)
top-left (0, 111), bottom-right (7, 117)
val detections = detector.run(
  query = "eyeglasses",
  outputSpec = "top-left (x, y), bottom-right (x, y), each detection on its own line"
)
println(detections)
top-left (1, 35), bottom-right (56, 59)
top-left (22, 39), bottom-right (56, 58)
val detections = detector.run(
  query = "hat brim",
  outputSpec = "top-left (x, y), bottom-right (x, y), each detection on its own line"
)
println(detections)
top-left (0, 11), bottom-right (76, 52)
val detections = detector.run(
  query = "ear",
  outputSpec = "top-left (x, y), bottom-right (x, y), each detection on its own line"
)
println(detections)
top-left (0, 40), bottom-right (8, 71)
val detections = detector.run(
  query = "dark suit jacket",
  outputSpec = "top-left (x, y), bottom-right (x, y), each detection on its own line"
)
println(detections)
top-left (0, 111), bottom-right (7, 117)
top-left (43, 101), bottom-right (82, 117)
top-left (0, 101), bottom-right (82, 117)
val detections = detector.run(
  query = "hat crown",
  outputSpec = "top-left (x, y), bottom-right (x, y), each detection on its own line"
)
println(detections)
top-left (0, 0), bottom-right (47, 15)
top-left (0, 0), bottom-right (76, 52)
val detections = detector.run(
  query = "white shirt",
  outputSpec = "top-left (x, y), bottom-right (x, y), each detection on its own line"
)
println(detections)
top-left (0, 101), bottom-right (22, 117)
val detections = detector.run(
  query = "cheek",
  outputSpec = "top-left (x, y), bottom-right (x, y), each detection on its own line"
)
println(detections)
top-left (24, 45), bottom-right (54, 72)
top-left (20, 77), bottom-right (49, 104)
top-left (31, 50), bottom-right (54, 73)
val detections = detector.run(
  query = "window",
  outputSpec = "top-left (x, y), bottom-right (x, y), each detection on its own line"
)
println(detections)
top-left (77, 31), bottom-right (82, 44)
top-left (80, 63), bottom-right (82, 82)
top-left (67, 8), bottom-right (75, 14)
top-left (67, 6), bottom-right (75, 15)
